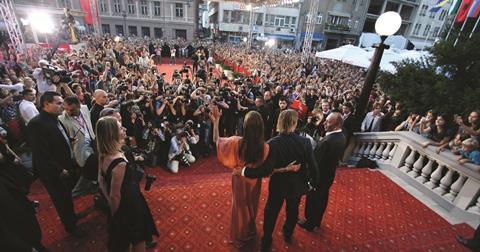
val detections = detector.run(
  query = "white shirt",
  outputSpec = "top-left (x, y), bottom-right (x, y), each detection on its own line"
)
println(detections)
top-left (19, 99), bottom-right (39, 124)
top-left (325, 129), bottom-right (342, 136)
top-left (0, 83), bottom-right (24, 92)
top-left (33, 68), bottom-right (56, 93)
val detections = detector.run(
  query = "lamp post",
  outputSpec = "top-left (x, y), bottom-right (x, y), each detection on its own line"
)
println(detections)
top-left (354, 12), bottom-right (402, 131)
top-left (122, 10), bottom-right (127, 36)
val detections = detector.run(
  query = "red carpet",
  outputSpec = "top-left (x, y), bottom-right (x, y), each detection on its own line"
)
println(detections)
top-left (28, 156), bottom-right (474, 252)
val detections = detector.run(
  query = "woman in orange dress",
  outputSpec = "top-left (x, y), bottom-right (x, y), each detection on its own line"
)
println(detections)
top-left (210, 106), bottom-right (298, 248)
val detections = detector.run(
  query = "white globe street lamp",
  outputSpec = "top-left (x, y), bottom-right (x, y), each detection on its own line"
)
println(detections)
top-left (354, 11), bottom-right (402, 133)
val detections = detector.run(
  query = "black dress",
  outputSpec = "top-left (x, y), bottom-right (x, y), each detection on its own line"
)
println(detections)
top-left (103, 158), bottom-right (158, 251)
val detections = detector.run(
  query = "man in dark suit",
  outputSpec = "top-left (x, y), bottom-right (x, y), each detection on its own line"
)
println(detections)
top-left (28, 91), bottom-right (86, 237)
top-left (239, 109), bottom-right (319, 252)
top-left (298, 112), bottom-right (347, 231)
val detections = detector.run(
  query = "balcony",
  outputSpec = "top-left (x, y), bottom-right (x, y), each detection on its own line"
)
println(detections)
top-left (345, 131), bottom-right (480, 223)
top-left (324, 23), bottom-right (353, 34)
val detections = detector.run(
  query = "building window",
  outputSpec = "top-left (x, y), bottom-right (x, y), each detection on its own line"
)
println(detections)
top-left (316, 13), bottom-right (323, 24)
top-left (420, 5), bottom-right (428, 16)
top-left (413, 23), bottom-right (421, 35)
top-left (423, 24), bottom-right (430, 36)
top-left (231, 10), bottom-right (242, 23)
top-left (385, 1), bottom-right (400, 12)
top-left (175, 3), bottom-right (184, 18)
top-left (140, 1), bottom-right (148, 16)
top-left (154, 2), bottom-right (161, 16)
top-left (141, 26), bottom-right (150, 37)
top-left (223, 10), bottom-right (230, 22)
top-left (99, 0), bottom-right (107, 13)
top-left (115, 25), bottom-right (124, 35)
top-left (113, 0), bottom-right (122, 13)
top-left (433, 26), bottom-right (440, 37)
top-left (291, 17), bottom-right (296, 28)
top-left (274, 16), bottom-right (285, 27)
top-left (154, 27), bottom-right (163, 38)
top-left (255, 13), bottom-right (263, 26)
top-left (127, 0), bottom-right (136, 15)
top-left (129, 26), bottom-right (138, 36)
top-left (175, 29), bottom-right (187, 39)
top-left (102, 24), bottom-right (111, 34)
top-left (439, 10), bottom-right (447, 21)
top-left (328, 15), bottom-right (349, 26)
top-left (429, 9), bottom-right (436, 18)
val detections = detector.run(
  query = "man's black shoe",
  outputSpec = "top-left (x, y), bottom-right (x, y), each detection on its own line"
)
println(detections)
top-left (456, 235), bottom-right (479, 251)
top-left (297, 219), bottom-right (315, 232)
top-left (260, 237), bottom-right (272, 252)
top-left (67, 227), bottom-right (87, 238)
top-left (146, 240), bottom-right (157, 249)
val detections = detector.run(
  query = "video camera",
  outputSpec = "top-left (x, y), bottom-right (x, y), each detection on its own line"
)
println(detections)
top-left (42, 65), bottom-right (72, 84)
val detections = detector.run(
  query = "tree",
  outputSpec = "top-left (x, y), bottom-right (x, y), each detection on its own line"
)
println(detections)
top-left (379, 34), bottom-right (480, 117)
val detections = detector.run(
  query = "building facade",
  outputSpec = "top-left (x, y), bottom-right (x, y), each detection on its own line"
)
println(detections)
top-left (296, 0), bottom-right (370, 50)
top-left (98, 0), bottom-right (195, 40)
top-left (407, 0), bottom-right (450, 48)
top-left (10, 0), bottom-right (196, 42)
top-left (208, 1), bottom-right (301, 45)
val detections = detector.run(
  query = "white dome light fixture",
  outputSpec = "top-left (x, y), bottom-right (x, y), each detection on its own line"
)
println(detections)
top-left (375, 11), bottom-right (402, 36)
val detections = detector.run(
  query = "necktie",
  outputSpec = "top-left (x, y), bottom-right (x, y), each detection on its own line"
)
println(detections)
top-left (367, 116), bottom-right (375, 132)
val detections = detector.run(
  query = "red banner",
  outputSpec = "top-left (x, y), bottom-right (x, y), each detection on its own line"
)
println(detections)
top-left (80, 0), bottom-right (94, 25)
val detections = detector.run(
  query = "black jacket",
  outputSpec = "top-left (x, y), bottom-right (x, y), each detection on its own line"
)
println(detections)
top-left (314, 131), bottom-right (346, 188)
top-left (244, 133), bottom-right (319, 197)
top-left (27, 110), bottom-right (74, 182)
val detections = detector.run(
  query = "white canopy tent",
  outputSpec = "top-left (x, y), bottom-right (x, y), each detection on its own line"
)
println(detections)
top-left (315, 45), bottom-right (370, 68)
top-left (366, 49), bottom-right (430, 73)
top-left (316, 45), bottom-right (430, 73)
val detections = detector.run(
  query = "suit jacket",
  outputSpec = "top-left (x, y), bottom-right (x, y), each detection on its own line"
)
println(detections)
top-left (314, 131), bottom-right (346, 189)
top-left (244, 133), bottom-right (319, 197)
top-left (59, 105), bottom-right (95, 167)
top-left (27, 111), bottom-right (74, 182)
top-left (342, 113), bottom-right (355, 138)
top-left (361, 111), bottom-right (383, 132)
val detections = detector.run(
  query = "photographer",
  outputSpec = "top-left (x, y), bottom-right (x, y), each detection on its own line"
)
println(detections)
top-left (32, 60), bottom-right (57, 95)
top-left (167, 130), bottom-right (196, 173)
top-left (190, 87), bottom-right (214, 156)
top-left (300, 109), bottom-right (325, 148)
top-left (183, 120), bottom-right (200, 157)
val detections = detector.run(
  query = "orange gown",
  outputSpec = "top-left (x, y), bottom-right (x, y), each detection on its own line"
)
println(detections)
top-left (217, 136), bottom-right (269, 248)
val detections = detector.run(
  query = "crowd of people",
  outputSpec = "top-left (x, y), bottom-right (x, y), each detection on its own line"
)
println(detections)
top-left (0, 34), bottom-right (479, 251)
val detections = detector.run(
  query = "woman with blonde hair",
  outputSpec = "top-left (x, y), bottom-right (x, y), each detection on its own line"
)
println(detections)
top-left (96, 117), bottom-right (158, 252)
top-left (210, 106), bottom-right (299, 248)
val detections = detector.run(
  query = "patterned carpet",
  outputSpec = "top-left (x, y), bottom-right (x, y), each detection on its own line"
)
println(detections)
top-left (28, 156), bottom-right (474, 252)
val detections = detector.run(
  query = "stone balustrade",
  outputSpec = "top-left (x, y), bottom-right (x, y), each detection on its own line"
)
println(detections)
top-left (346, 131), bottom-right (480, 218)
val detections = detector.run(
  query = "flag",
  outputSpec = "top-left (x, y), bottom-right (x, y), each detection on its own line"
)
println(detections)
top-left (430, 0), bottom-right (450, 13)
top-left (467, 0), bottom-right (480, 17)
top-left (449, 0), bottom-right (462, 14)
top-left (456, 0), bottom-right (474, 23)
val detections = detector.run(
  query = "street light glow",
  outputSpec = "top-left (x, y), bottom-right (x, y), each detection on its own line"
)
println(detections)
top-left (375, 11), bottom-right (402, 36)
top-left (29, 12), bottom-right (55, 34)
top-left (265, 38), bottom-right (276, 47)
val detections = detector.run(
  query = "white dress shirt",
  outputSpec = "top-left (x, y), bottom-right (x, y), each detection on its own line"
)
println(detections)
top-left (19, 99), bottom-right (39, 124)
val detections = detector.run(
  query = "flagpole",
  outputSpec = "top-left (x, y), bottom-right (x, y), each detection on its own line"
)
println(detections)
top-left (454, 3), bottom-right (476, 46)
top-left (468, 14), bottom-right (480, 37)
top-left (446, 6), bottom-right (462, 40)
